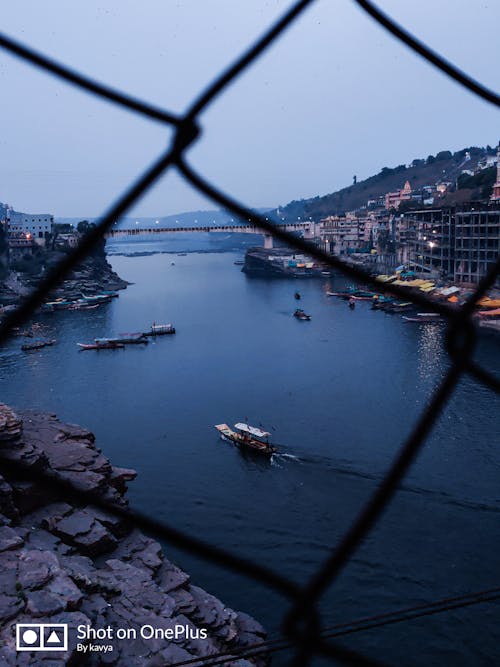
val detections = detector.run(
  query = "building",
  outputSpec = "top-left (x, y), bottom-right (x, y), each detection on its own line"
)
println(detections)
top-left (7, 232), bottom-right (37, 260)
top-left (6, 209), bottom-right (53, 244)
top-left (319, 214), bottom-right (371, 254)
top-left (490, 144), bottom-right (500, 201)
top-left (384, 180), bottom-right (412, 210)
top-left (454, 204), bottom-right (500, 284)
top-left (403, 208), bottom-right (455, 277)
top-left (399, 203), bottom-right (499, 284)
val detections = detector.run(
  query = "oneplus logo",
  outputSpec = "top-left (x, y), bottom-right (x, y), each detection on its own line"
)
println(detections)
top-left (16, 623), bottom-right (68, 652)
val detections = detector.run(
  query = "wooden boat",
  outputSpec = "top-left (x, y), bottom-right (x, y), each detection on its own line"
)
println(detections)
top-left (294, 292), bottom-right (301, 300)
top-left (326, 291), bottom-right (351, 298)
top-left (294, 309), bottom-right (311, 321)
top-left (215, 423), bottom-right (277, 456)
top-left (144, 323), bottom-right (176, 336)
top-left (109, 333), bottom-right (148, 344)
top-left (234, 260), bottom-right (244, 265)
top-left (77, 341), bottom-right (125, 350)
top-left (21, 338), bottom-right (56, 351)
top-left (81, 294), bottom-right (113, 305)
top-left (402, 313), bottom-right (442, 323)
top-left (67, 301), bottom-right (101, 311)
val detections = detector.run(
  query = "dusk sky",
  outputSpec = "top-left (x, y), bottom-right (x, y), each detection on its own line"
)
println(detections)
top-left (1, 1), bottom-right (499, 218)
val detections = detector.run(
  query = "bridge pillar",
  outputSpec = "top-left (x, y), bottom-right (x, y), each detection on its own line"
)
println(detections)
top-left (264, 233), bottom-right (273, 249)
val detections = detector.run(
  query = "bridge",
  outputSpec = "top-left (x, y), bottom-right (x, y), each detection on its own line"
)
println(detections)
top-left (105, 222), bottom-right (320, 249)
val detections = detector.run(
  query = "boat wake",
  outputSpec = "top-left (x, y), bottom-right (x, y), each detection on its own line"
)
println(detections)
top-left (272, 452), bottom-right (302, 465)
top-left (278, 453), bottom-right (301, 461)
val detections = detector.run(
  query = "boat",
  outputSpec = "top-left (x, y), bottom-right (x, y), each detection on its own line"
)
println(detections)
top-left (81, 294), bottom-right (113, 304)
top-left (402, 313), bottom-right (442, 323)
top-left (234, 260), bottom-right (244, 265)
top-left (108, 333), bottom-right (148, 344)
top-left (214, 423), bottom-right (277, 456)
top-left (21, 338), bottom-right (56, 351)
top-left (144, 323), bottom-right (176, 336)
top-left (326, 291), bottom-right (350, 298)
top-left (294, 292), bottom-right (301, 300)
top-left (293, 309), bottom-right (311, 321)
top-left (348, 297), bottom-right (355, 309)
top-left (67, 301), bottom-right (101, 311)
top-left (77, 341), bottom-right (125, 350)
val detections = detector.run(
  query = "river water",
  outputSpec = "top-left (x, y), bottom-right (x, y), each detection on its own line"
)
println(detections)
top-left (1, 235), bottom-right (499, 666)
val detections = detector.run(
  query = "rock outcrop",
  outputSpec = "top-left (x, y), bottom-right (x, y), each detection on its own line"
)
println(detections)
top-left (0, 405), bottom-right (266, 666)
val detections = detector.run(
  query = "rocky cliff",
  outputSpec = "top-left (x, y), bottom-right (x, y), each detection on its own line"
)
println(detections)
top-left (0, 405), bottom-right (266, 666)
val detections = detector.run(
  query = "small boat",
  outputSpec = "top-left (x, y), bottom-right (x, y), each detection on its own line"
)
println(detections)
top-left (294, 309), bottom-right (311, 321)
top-left (234, 260), bottom-right (244, 265)
top-left (348, 297), bottom-right (356, 310)
top-left (81, 294), bottom-right (113, 305)
top-left (144, 323), bottom-right (176, 336)
top-left (402, 313), bottom-right (442, 323)
top-left (21, 338), bottom-right (56, 351)
top-left (326, 291), bottom-right (351, 299)
top-left (77, 341), bottom-right (125, 350)
top-left (294, 292), bottom-right (301, 300)
top-left (215, 423), bottom-right (277, 456)
top-left (67, 301), bottom-right (101, 311)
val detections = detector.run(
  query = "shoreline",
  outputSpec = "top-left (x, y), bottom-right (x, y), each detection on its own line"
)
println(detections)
top-left (0, 404), bottom-right (267, 666)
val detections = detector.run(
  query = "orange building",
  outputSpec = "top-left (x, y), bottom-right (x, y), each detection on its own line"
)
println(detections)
top-left (384, 180), bottom-right (412, 210)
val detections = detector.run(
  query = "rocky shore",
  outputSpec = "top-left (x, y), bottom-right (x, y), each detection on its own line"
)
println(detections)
top-left (0, 405), bottom-right (266, 666)
top-left (0, 250), bottom-right (128, 311)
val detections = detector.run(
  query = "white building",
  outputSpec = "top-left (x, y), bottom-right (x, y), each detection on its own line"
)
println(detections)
top-left (6, 209), bottom-right (54, 244)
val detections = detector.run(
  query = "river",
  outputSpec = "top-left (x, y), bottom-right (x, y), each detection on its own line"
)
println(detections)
top-left (1, 235), bottom-right (499, 666)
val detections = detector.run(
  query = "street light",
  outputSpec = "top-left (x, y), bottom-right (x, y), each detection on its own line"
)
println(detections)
top-left (428, 240), bottom-right (436, 273)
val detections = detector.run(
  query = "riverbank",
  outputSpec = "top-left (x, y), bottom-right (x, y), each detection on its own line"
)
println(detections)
top-left (0, 249), bottom-right (129, 314)
top-left (0, 404), bottom-right (266, 666)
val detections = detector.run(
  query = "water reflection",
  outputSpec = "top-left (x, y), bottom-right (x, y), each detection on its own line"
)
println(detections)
top-left (416, 323), bottom-right (446, 384)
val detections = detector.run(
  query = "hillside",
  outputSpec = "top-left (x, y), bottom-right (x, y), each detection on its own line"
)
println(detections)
top-left (275, 145), bottom-right (496, 220)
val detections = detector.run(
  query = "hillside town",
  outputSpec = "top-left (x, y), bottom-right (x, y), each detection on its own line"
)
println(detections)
top-left (314, 144), bottom-right (500, 288)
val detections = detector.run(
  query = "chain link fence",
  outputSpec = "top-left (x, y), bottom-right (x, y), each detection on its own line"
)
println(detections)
top-left (0, 1), bottom-right (499, 665)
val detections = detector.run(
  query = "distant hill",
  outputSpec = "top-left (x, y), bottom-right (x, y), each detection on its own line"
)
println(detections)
top-left (274, 145), bottom-right (497, 220)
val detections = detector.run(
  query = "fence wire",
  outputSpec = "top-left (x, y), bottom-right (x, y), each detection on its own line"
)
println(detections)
top-left (0, 1), bottom-right (499, 665)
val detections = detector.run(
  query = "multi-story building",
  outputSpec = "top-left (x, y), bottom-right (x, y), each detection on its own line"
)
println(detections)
top-left (384, 180), bottom-right (412, 210)
top-left (454, 204), bottom-right (500, 284)
top-left (6, 209), bottom-right (53, 244)
top-left (319, 214), bottom-right (371, 254)
top-left (399, 203), bottom-right (499, 284)
top-left (491, 145), bottom-right (500, 201)
top-left (7, 232), bottom-right (37, 259)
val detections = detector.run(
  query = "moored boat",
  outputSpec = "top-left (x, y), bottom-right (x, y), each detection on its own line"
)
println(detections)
top-left (294, 309), bottom-right (311, 321)
top-left (108, 333), bottom-right (148, 344)
top-left (77, 341), bottom-right (125, 350)
top-left (214, 423), bottom-right (277, 456)
top-left (21, 338), bottom-right (56, 351)
top-left (144, 323), bottom-right (176, 336)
